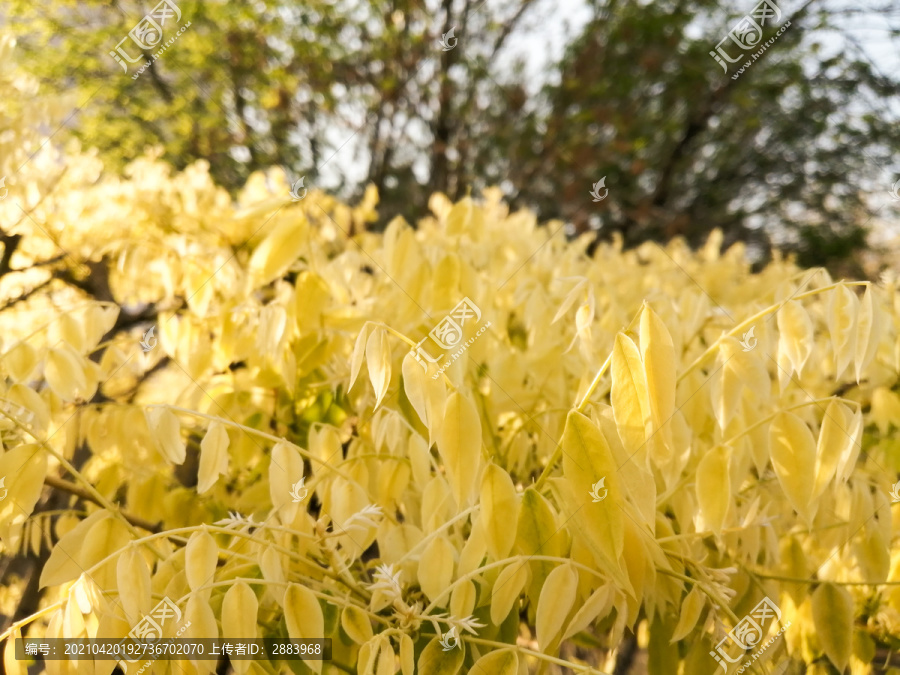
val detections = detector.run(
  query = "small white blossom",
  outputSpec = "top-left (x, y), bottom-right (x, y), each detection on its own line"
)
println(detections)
top-left (344, 504), bottom-right (384, 532)
top-left (369, 563), bottom-right (403, 599)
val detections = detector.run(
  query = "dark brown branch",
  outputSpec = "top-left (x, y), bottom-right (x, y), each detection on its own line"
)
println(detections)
top-left (43, 475), bottom-right (161, 533)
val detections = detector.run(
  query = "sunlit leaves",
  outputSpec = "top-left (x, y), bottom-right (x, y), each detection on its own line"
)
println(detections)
top-left (560, 411), bottom-right (624, 564)
top-left (144, 407), bottom-right (186, 465)
top-left (770, 412), bottom-right (818, 522)
top-left (284, 583), bottom-right (324, 673)
top-left (248, 215), bottom-right (309, 288)
top-left (0, 444), bottom-right (47, 549)
top-left (695, 445), bottom-right (730, 535)
top-left (436, 392), bottom-right (482, 509)
top-left (536, 563), bottom-right (578, 652)
top-left (1, 161), bottom-right (896, 675)
top-left (198, 420), bottom-right (230, 493)
top-left (480, 463), bottom-right (519, 561)
top-left (811, 583), bottom-right (853, 671)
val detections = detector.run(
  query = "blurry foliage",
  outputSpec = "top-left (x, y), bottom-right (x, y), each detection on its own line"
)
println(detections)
top-left (6, 0), bottom-right (900, 273)
top-left (2, 33), bottom-right (900, 674)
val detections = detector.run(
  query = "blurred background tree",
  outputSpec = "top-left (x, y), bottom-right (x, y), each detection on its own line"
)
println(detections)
top-left (6, 0), bottom-right (900, 274)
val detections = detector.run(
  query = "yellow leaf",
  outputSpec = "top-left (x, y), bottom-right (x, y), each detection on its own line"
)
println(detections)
top-left (223, 581), bottom-right (258, 675)
top-left (198, 421), bottom-right (230, 493)
top-left (670, 586), bottom-right (706, 643)
top-left (185, 594), bottom-right (219, 673)
top-left (349, 324), bottom-right (370, 391)
top-left (417, 637), bottom-right (464, 675)
top-left (696, 446), bottom-right (730, 535)
top-left (408, 434), bottom-right (433, 488)
top-left (341, 606), bottom-right (374, 645)
top-left (376, 640), bottom-right (395, 675)
top-left (116, 546), bottom-right (151, 624)
top-left (450, 579), bottom-right (476, 619)
top-left (402, 351), bottom-right (446, 446)
top-left (480, 463), bottom-right (519, 561)
top-left (400, 634), bottom-right (414, 675)
top-left (777, 300), bottom-right (814, 386)
top-left (827, 283), bottom-right (858, 379)
top-left (144, 407), bottom-right (186, 465)
top-left (185, 528), bottom-right (218, 597)
top-left (855, 285), bottom-right (883, 382)
top-left (248, 215), bottom-right (309, 287)
top-left (515, 487), bottom-right (566, 603)
top-left (490, 561), bottom-right (528, 625)
top-left (4, 629), bottom-right (25, 675)
top-left (223, 581), bottom-right (258, 639)
top-left (536, 563), bottom-right (578, 651)
top-left (80, 514), bottom-right (132, 590)
top-left (0, 444), bottom-right (48, 550)
top-left (437, 392), bottom-right (482, 509)
top-left (561, 411), bottom-right (624, 561)
top-left (813, 399), bottom-right (854, 499)
top-left (284, 583), bottom-right (324, 673)
top-left (770, 412), bottom-right (818, 522)
top-left (640, 304), bottom-right (676, 455)
top-left (812, 583), bottom-right (853, 671)
top-left (45, 346), bottom-right (88, 401)
top-left (470, 649), bottom-right (518, 675)
top-left (417, 535), bottom-right (455, 605)
top-left (294, 271), bottom-right (331, 331)
top-left (40, 511), bottom-right (108, 588)
top-left (836, 408), bottom-right (863, 484)
top-left (611, 332), bottom-right (651, 464)
top-left (366, 327), bottom-right (391, 408)
top-left (563, 584), bottom-right (614, 640)
top-left (5, 341), bottom-right (38, 382)
top-left (598, 408), bottom-right (655, 533)
top-left (269, 441), bottom-right (304, 514)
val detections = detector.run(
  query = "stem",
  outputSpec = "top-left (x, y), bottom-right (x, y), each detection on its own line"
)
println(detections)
top-left (177, 577), bottom-right (387, 623)
top-left (656, 568), bottom-right (743, 626)
top-left (423, 555), bottom-right (603, 614)
top-left (2, 410), bottom-right (162, 557)
top-left (0, 600), bottom-right (67, 642)
top-left (748, 571), bottom-right (900, 586)
top-left (677, 281), bottom-right (870, 383)
top-left (393, 504), bottom-right (481, 565)
top-left (149, 405), bottom-right (361, 487)
top-left (465, 636), bottom-right (612, 675)
top-left (575, 351), bottom-right (613, 413)
top-left (377, 322), bottom-right (455, 389)
top-left (721, 396), bottom-right (856, 449)
top-left (42, 475), bottom-right (160, 533)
